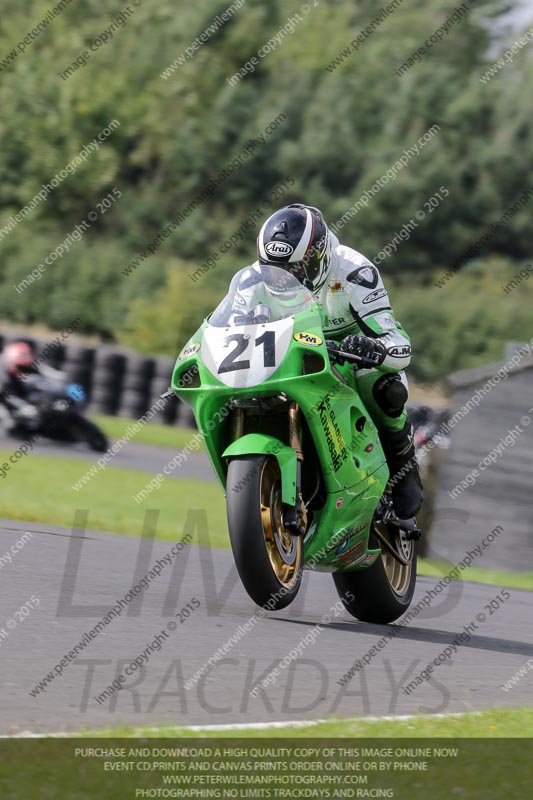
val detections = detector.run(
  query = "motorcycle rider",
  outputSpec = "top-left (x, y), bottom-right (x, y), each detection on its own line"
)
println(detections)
top-left (0, 341), bottom-right (42, 433)
top-left (256, 203), bottom-right (423, 519)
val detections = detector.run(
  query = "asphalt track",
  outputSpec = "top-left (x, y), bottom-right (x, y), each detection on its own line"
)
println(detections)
top-left (1, 518), bottom-right (532, 735)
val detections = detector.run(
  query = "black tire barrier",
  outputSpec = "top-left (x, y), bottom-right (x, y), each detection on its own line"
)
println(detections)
top-left (149, 356), bottom-right (179, 424)
top-left (95, 348), bottom-right (127, 371)
top-left (90, 385), bottom-right (118, 416)
top-left (119, 388), bottom-right (151, 420)
top-left (177, 402), bottom-right (196, 428)
top-left (35, 341), bottom-right (66, 371)
top-left (93, 349), bottom-right (126, 390)
top-left (154, 356), bottom-right (175, 380)
top-left (91, 348), bottom-right (127, 415)
top-left (0, 330), bottom-right (188, 426)
top-left (122, 356), bottom-right (154, 392)
top-left (149, 376), bottom-right (177, 424)
top-left (62, 346), bottom-right (96, 402)
top-left (64, 344), bottom-right (96, 367)
top-left (117, 355), bottom-right (155, 419)
top-left (164, 394), bottom-right (180, 425)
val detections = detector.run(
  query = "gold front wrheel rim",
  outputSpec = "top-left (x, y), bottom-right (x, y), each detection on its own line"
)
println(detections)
top-left (259, 459), bottom-right (302, 590)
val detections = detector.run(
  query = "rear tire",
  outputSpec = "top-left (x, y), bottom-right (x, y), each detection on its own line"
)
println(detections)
top-left (226, 456), bottom-right (303, 610)
top-left (333, 519), bottom-right (417, 624)
top-left (71, 417), bottom-right (109, 452)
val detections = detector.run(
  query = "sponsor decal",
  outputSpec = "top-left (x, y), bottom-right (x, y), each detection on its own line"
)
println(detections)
top-left (360, 552), bottom-right (379, 566)
top-left (325, 521), bottom-right (369, 561)
top-left (265, 240), bottom-right (294, 258)
top-left (347, 265), bottom-right (378, 289)
top-left (325, 532), bottom-right (350, 555)
top-left (346, 521), bottom-right (368, 539)
top-left (362, 287), bottom-right (387, 304)
top-left (329, 281), bottom-right (344, 293)
top-left (332, 528), bottom-right (372, 566)
top-left (337, 538), bottom-right (363, 558)
top-left (333, 544), bottom-right (375, 567)
top-left (293, 331), bottom-right (323, 347)
top-left (329, 317), bottom-right (346, 326)
top-left (336, 497), bottom-right (343, 509)
top-left (179, 342), bottom-right (200, 360)
top-left (359, 523), bottom-right (369, 535)
top-left (334, 543), bottom-right (365, 567)
top-left (344, 551), bottom-right (379, 568)
top-left (317, 395), bottom-right (348, 473)
top-left (388, 345), bottom-right (412, 357)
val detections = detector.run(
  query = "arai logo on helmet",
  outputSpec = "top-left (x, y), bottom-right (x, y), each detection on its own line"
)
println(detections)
top-left (265, 241), bottom-right (294, 258)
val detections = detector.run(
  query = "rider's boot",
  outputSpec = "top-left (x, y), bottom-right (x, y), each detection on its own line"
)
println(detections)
top-left (379, 420), bottom-right (423, 519)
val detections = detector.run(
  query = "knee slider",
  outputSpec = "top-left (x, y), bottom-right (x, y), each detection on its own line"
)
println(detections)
top-left (372, 374), bottom-right (407, 418)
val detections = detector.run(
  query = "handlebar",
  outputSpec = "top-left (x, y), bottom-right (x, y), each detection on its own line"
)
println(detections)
top-left (325, 342), bottom-right (380, 369)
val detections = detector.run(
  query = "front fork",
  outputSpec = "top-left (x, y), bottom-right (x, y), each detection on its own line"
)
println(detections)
top-left (282, 402), bottom-right (307, 536)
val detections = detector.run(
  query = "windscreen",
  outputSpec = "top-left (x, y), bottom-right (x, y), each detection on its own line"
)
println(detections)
top-left (209, 264), bottom-right (315, 328)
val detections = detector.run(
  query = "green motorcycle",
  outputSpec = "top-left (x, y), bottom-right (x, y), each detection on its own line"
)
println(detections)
top-left (172, 264), bottom-right (420, 624)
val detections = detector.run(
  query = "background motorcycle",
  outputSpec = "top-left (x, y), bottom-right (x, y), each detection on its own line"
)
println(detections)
top-left (6, 372), bottom-right (108, 453)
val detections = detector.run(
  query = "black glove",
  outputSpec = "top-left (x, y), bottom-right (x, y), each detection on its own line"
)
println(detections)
top-left (340, 334), bottom-right (387, 366)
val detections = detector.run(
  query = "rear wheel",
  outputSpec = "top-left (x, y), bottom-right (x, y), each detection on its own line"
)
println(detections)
top-left (226, 456), bottom-right (303, 610)
top-left (70, 416), bottom-right (109, 452)
top-left (333, 508), bottom-right (417, 624)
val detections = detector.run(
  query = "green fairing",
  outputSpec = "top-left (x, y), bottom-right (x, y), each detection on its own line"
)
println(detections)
top-left (223, 434), bottom-right (297, 505)
top-left (172, 270), bottom-right (388, 573)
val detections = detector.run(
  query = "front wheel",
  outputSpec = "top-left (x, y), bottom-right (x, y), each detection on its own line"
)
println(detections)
top-left (226, 456), bottom-right (303, 610)
top-left (333, 516), bottom-right (417, 624)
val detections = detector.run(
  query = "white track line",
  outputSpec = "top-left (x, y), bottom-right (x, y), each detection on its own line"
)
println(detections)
top-left (0, 711), bottom-right (482, 738)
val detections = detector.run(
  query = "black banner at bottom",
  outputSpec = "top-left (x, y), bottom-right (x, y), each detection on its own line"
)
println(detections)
top-left (0, 738), bottom-right (529, 799)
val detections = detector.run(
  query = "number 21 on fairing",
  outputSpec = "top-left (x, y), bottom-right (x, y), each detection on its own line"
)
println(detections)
top-left (218, 331), bottom-right (276, 373)
top-left (201, 318), bottom-right (294, 388)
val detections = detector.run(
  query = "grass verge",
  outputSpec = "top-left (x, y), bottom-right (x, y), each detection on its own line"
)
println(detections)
top-left (417, 559), bottom-right (533, 591)
top-left (0, 451), bottom-right (227, 549)
top-left (1, 451), bottom-right (533, 591)
top-left (62, 707), bottom-right (533, 738)
top-left (92, 416), bottom-right (203, 451)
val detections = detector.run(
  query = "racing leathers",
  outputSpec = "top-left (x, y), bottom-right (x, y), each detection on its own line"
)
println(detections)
top-left (312, 234), bottom-right (422, 518)
top-left (0, 366), bottom-right (41, 433)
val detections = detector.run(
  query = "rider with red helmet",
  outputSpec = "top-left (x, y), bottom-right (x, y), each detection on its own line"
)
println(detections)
top-left (0, 341), bottom-right (41, 431)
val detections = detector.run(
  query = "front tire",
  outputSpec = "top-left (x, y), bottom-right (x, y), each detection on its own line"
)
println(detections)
top-left (226, 456), bottom-right (303, 610)
top-left (333, 518), bottom-right (417, 624)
